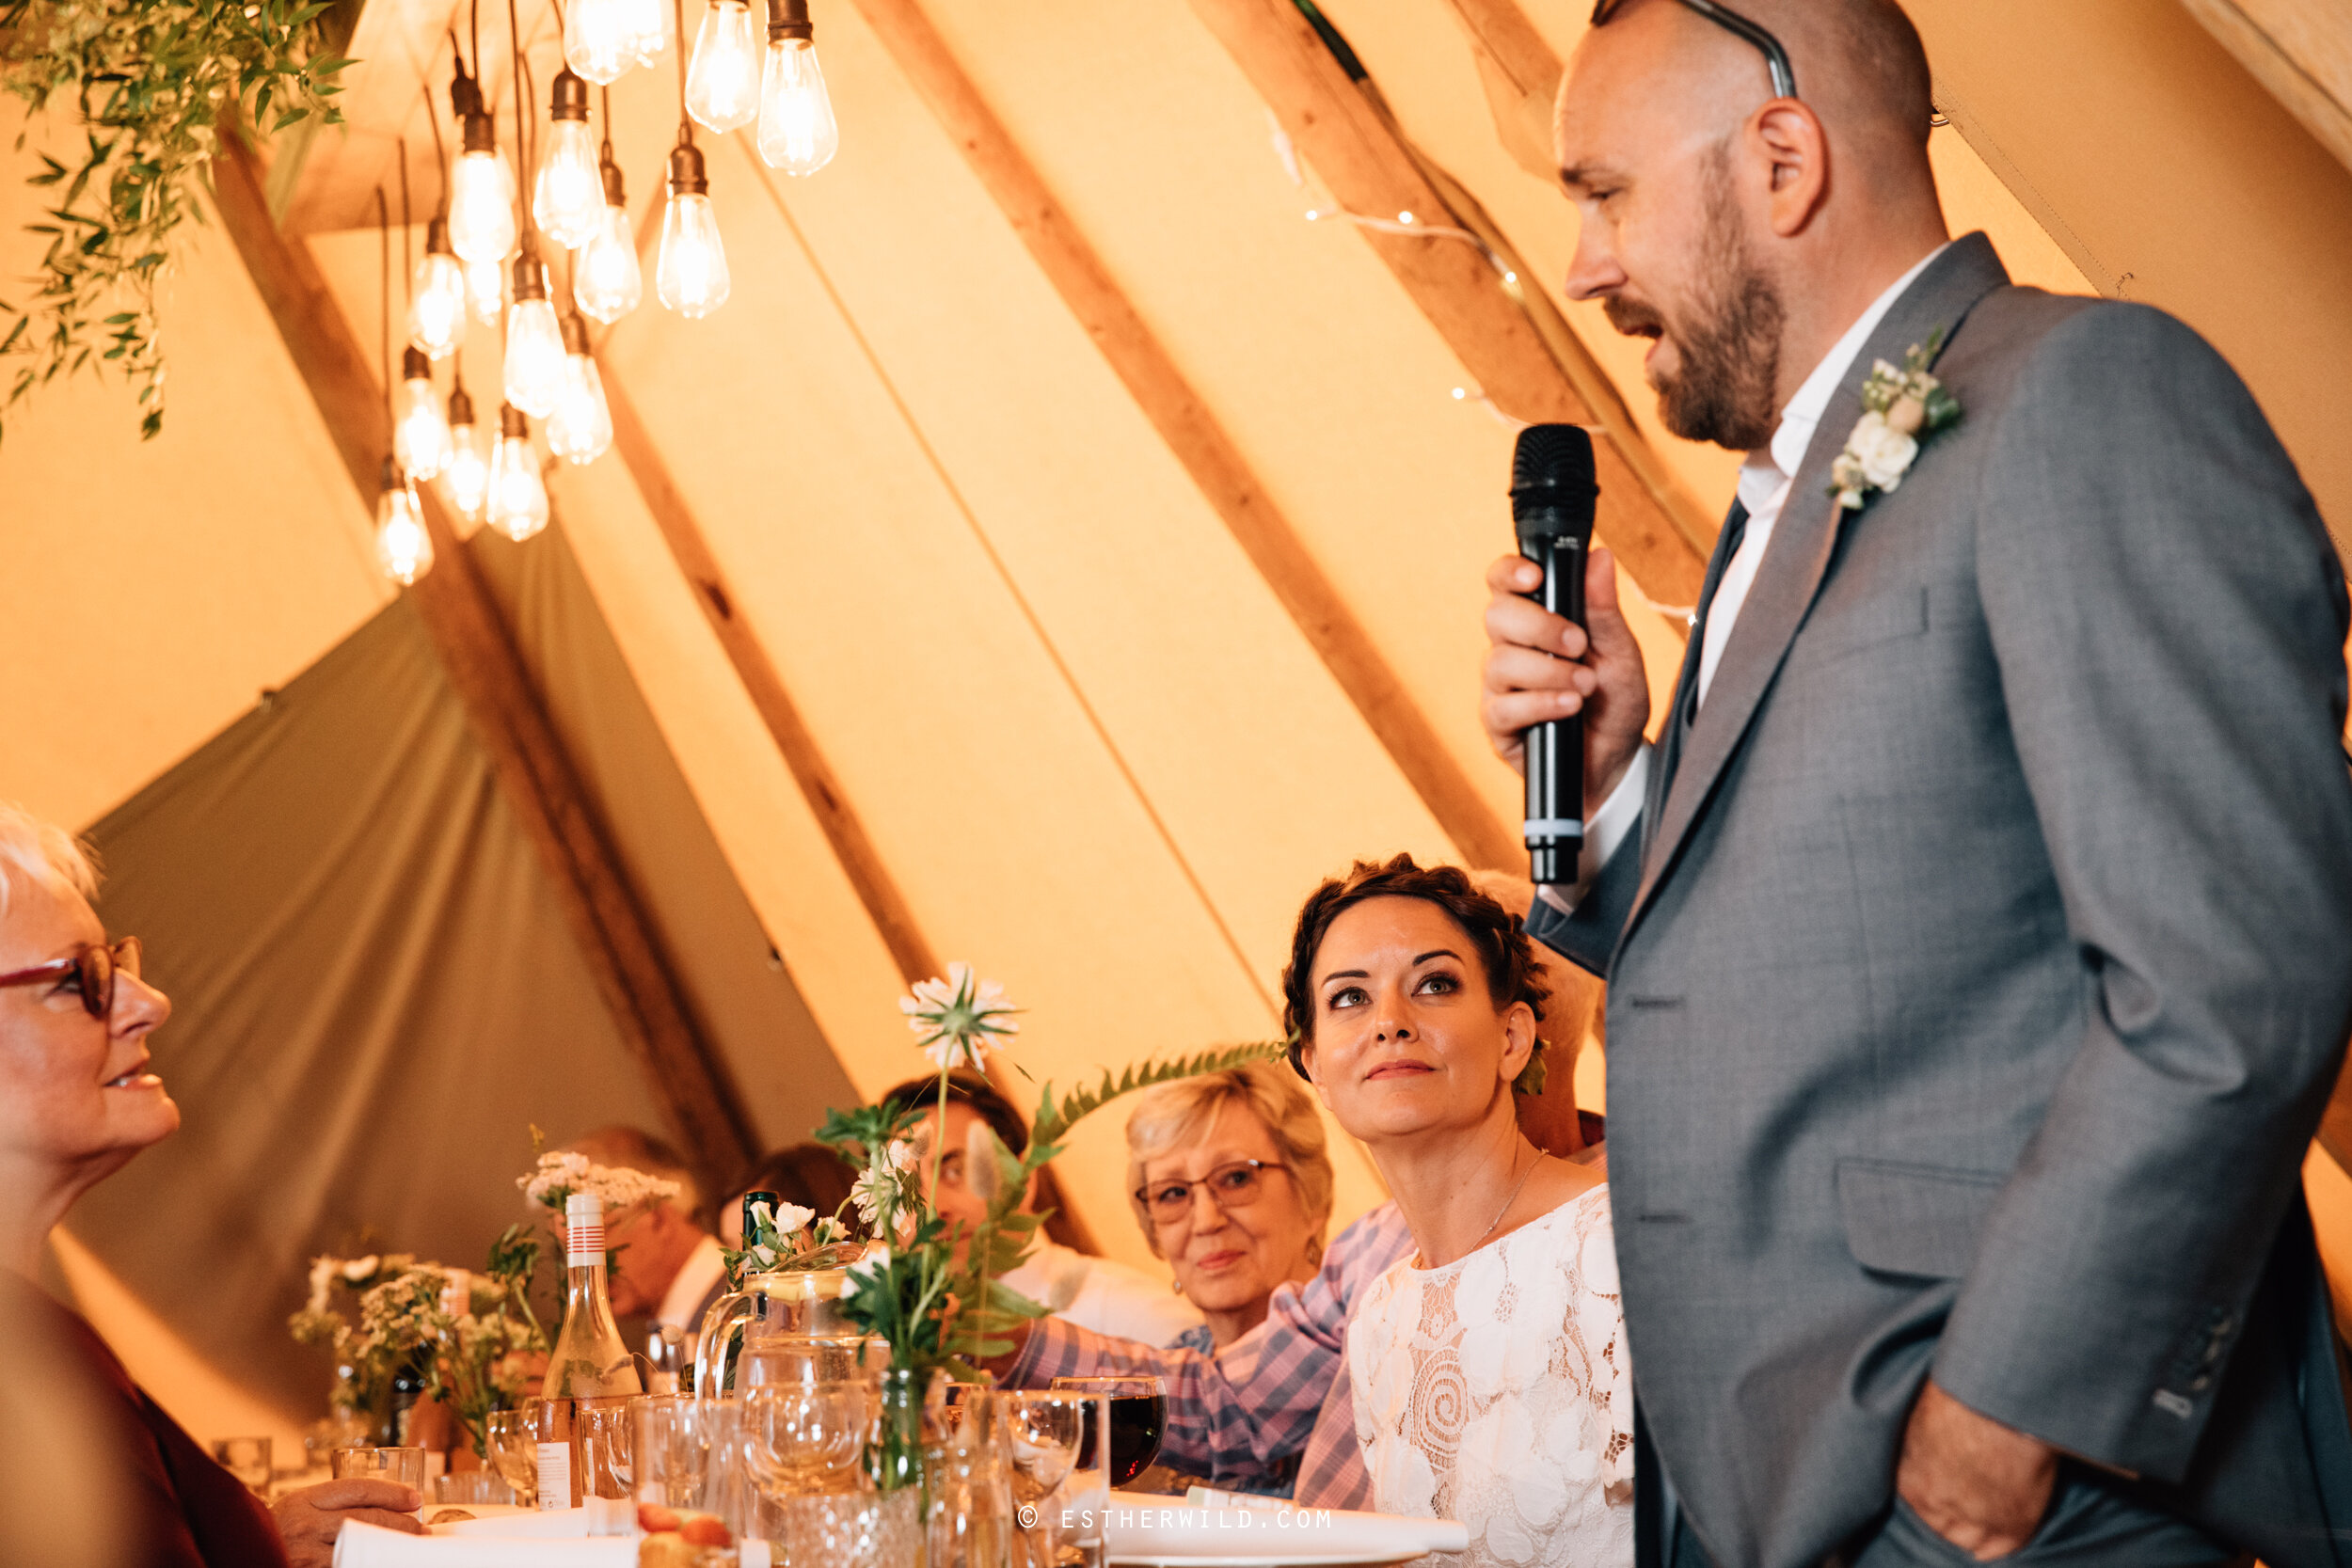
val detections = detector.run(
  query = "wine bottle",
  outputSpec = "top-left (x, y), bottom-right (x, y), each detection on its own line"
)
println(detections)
top-left (545, 1192), bottom-right (644, 1399)
top-left (536, 1193), bottom-right (643, 1510)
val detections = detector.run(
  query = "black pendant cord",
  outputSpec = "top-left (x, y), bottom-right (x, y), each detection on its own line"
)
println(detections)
top-left (510, 0), bottom-right (535, 245)
top-left (422, 80), bottom-right (449, 219)
top-left (376, 185), bottom-right (391, 436)
top-left (397, 137), bottom-right (412, 303)
top-left (602, 83), bottom-right (614, 167)
top-left (675, 0), bottom-right (691, 144)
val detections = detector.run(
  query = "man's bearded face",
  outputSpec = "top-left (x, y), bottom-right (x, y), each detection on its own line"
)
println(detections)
top-left (1608, 156), bottom-right (1785, 452)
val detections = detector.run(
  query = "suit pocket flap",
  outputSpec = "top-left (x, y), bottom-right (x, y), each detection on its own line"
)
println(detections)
top-left (1836, 1158), bottom-right (2003, 1279)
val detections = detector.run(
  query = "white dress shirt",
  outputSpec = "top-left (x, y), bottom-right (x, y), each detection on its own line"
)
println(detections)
top-left (655, 1231), bottom-right (729, 1332)
top-left (1000, 1238), bottom-right (1205, 1346)
top-left (1545, 244), bottom-right (1949, 914)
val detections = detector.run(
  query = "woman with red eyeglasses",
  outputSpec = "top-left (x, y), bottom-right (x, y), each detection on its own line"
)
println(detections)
top-left (0, 801), bottom-right (423, 1568)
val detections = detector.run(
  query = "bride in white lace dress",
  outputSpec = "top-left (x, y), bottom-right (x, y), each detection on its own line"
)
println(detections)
top-left (1280, 856), bottom-right (1633, 1568)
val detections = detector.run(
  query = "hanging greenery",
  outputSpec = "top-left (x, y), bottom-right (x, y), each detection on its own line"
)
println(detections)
top-left (0, 0), bottom-right (355, 442)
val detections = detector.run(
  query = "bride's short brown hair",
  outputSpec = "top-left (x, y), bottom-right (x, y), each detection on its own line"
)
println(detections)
top-left (1279, 853), bottom-right (1550, 1077)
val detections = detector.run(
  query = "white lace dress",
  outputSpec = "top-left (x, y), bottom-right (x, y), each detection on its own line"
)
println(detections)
top-left (1349, 1183), bottom-right (1633, 1568)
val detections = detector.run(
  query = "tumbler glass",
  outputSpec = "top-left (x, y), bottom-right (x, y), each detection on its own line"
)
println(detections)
top-left (210, 1436), bottom-right (273, 1496)
top-left (485, 1408), bottom-right (538, 1508)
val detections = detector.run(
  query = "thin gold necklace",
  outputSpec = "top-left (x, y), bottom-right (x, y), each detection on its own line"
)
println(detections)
top-left (1471, 1147), bottom-right (1545, 1250)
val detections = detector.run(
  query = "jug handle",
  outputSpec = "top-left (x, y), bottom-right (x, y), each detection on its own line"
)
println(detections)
top-left (694, 1285), bottom-right (755, 1398)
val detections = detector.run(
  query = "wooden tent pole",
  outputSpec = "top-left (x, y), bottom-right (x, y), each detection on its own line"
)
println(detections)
top-left (598, 374), bottom-right (940, 989)
top-left (850, 0), bottom-right (1524, 873)
top-left (1184, 0), bottom-right (1712, 607)
top-left (211, 131), bottom-right (760, 1197)
top-left (594, 363), bottom-right (1103, 1256)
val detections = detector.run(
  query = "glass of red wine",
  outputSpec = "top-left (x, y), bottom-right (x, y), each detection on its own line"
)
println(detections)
top-left (1049, 1375), bottom-right (1168, 1489)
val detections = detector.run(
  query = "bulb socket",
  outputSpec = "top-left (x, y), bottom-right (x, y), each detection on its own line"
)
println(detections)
top-left (766, 0), bottom-right (813, 41)
top-left (450, 64), bottom-right (484, 120)
top-left (380, 454), bottom-right (405, 493)
top-left (560, 313), bottom-right (592, 355)
top-left (425, 214), bottom-right (453, 257)
top-left (667, 139), bottom-right (709, 196)
top-left (461, 110), bottom-right (499, 155)
top-left (449, 382), bottom-right (477, 427)
top-left (511, 251), bottom-right (549, 301)
top-left (500, 403), bottom-right (531, 439)
top-left (549, 67), bottom-right (591, 122)
top-left (600, 157), bottom-right (628, 208)
top-left (402, 345), bottom-right (434, 382)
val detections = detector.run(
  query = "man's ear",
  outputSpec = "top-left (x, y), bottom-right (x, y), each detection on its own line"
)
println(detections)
top-left (1749, 100), bottom-right (1829, 237)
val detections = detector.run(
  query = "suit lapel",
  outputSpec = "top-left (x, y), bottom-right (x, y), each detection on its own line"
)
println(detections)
top-left (1622, 234), bottom-right (2012, 944)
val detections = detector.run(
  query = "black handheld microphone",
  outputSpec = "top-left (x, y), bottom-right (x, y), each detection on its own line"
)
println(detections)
top-left (1511, 424), bottom-right (1598, 885)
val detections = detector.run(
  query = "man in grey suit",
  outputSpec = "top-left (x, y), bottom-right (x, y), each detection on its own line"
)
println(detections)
top-left (1480, 2), bottom-right (2352, 1564)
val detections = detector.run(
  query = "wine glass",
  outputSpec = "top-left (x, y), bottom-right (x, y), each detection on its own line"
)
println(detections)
top-left (485, 1408), bottom-right (538, 1508)
top-left (634, 1395), bottom-right (711, 1509)
top-left (1049, 1376), bottom-right (1167, 1488)
top-left (1006, 1392), bottom-right (1086, 1568)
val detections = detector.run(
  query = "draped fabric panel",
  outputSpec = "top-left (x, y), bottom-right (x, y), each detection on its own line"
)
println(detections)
top-left (65, 525), bottom-right (854, 1418)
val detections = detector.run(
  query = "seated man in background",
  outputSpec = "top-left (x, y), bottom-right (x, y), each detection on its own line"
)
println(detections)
top-left (564, 1127), bottom-right (731, 1366)
top-left (885, 1073), bottom-right (1205, 1347)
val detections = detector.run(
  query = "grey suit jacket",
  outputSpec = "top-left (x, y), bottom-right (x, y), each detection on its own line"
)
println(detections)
top-left (1530, 234), bottom-right (2352, 1568)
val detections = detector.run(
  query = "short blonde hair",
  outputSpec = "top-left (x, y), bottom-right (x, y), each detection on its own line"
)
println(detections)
top-left (1124, 1062), bottom-right (1335, 1262)
top-left (0, 800), bottom-right (98, 921)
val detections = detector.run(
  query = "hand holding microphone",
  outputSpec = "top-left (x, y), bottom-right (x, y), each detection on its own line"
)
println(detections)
top-left (1481, 428), bottom-right (1653, 882)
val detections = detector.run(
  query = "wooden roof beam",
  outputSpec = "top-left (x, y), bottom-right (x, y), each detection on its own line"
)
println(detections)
top-left (849, 0), bottom-right (1524, 872)
top-left (211, 129), bottom-right (759, 1199)
top-left (594, 353), bottom-right (1103, 1254)
top-left (1186, 0), bottom-right (1712, 608)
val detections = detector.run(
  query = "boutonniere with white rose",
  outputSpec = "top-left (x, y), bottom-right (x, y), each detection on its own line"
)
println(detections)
top-left (1829, 329), bottom-right (1962, 511)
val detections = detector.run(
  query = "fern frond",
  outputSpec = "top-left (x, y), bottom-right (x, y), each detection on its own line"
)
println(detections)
top-left (1031, 1040), bottom-right (1288, 1146)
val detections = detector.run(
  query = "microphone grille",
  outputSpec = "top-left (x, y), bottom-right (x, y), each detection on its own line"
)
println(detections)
top-left (1511, 424), bottom-right (1597, 507)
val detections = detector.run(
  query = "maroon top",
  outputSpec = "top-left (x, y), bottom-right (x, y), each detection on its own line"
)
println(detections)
top-left (25, 1284), bottom-right (292, 1568)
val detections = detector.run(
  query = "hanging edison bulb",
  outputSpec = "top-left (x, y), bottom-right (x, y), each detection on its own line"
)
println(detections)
top-left (486, 403), bottom-right (551, 541)
top-left (465, 255), bottom-right (505, 325)
top-left (393, 348), bottom-right (453, 482)
top-left (565, 0), bottom-right (637, 84)
top-left (534, 71), bottom-right (606, 250)
top-left (575, 156), bottom-right (643, 324)
top-left (449, 109), bottom-right (518, 264)
top-left (409, 218), bottom-right (468, 359)
top-left (548, 314), bottom-right (614, 465)
top-left (503, 250), bottom-right (568, 418)
top-left (440, 379), bottom-right (491, 525)
top-left (374, 458), bottom-right (435, 585)
top-left (657, 137), bottom-right (729, 318)
top-left (624, 0), bottom-right (671, 70)
top-left (686, 0), bottom-right (760, 133)
top-left (755, 0), bottom-right (835, 175)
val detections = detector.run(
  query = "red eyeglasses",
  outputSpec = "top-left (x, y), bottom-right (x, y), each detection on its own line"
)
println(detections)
top-left (0, 937), bottom-right (143, 1019)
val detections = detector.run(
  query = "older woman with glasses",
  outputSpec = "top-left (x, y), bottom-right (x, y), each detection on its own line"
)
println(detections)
top-left (0, 801), bottom-right (422, 1568)
top-left (1126, 1063), bottom-right (1335, 1356)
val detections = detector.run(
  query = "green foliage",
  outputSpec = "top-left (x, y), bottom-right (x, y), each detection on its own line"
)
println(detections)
top-left (1028, 1040), bottom-right (1287, 1148)
top-left (0, 0), bottom-right (354, 442)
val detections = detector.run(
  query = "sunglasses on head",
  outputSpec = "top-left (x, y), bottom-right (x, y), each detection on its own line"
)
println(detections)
top-left (0, 937), bottom-right (143, 1019)
top-left (1590, 0), bottom-right (1799, 101)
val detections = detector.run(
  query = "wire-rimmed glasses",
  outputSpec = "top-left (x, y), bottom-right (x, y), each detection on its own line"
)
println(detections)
top-left (1589, 0), bottom-right (1797, 100)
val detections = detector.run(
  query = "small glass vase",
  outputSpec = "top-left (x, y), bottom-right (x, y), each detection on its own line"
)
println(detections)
top-left (868, 1367), bottom-right (940, 1563)
top-left (930, 1387), bottom-right (1016, 1568)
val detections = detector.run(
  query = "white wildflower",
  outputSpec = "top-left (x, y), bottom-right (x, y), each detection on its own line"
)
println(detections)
top-left (899, 962), bottom-right (1020, 1071)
